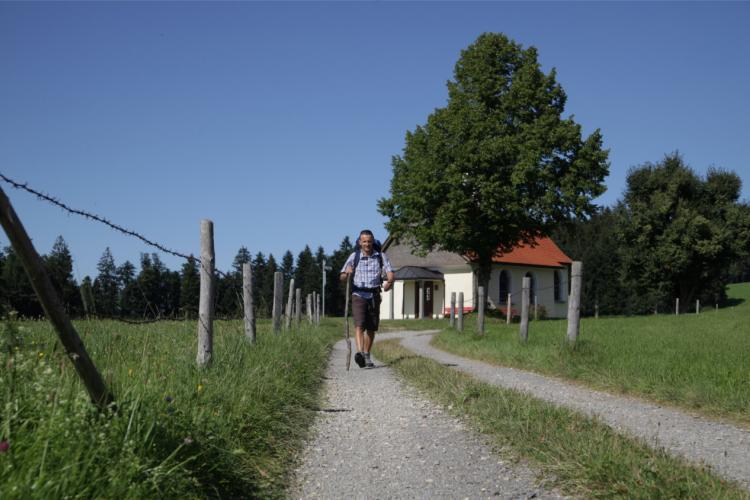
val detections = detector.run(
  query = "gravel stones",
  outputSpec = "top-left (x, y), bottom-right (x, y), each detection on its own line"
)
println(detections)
top-left (290, 337), bottom-right (563, 499)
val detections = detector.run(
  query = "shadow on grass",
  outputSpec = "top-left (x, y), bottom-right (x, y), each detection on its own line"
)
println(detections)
top-left (722, 297), bottom-right (745, 308)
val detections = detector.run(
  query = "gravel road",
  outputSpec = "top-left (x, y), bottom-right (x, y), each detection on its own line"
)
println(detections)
top-left (399, 330), bottom-right (750, 491)
top-left (290, 335), bottom-right (564, 499)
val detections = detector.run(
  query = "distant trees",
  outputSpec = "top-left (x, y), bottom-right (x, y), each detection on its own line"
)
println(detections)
top-left (555, 154), bottom-right (750, 315)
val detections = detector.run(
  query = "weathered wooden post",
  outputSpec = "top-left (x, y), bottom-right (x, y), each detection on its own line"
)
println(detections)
top-left (520, 277), bottom-right (530, 343)
top-left (0, 186), bottom-right (114, 410)
top-left (566, 261), bottom-right (583, 345)
top-left (242, 262), bottom-right (256, 344)
top-left (449, 292), bottom-right (456, 328)
top-left (316, 293), bottom-right (321, 326)
top-left (696, 299), bottom-right (700, 314)
top-left (307, 294), bottom-right (313, 324)
top-left (506, 293), bottom-right (512, 324)
top-left (595, 302), bottom-right (599, 319)
top-left (389, 287), bottom-right (394, 320)
top-left (285, 278), bottom-right (295, 330)
top-left (272, 271), bottom-right (283, 334)
top-left (295, 288), bottom-right (302, 327)
top-left (344, 277), bottom-right (352, 370)
top-left (418, 281), bottom-right (425, 319)
top-left (534, 295), bottom-right (538, 321)
top-left (457, 292), bottom-right (464, 333)
top-left (477, 286), bottom-right (485, 335)
top-left (197, 219), bottom-right (215, 367)
top-left (675, 298), bottom-right (680, 316)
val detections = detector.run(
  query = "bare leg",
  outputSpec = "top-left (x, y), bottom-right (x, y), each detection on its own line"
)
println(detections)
top-left (363, 330), bottom-right (375, 352)
top-left (355, 326), bottom-right (365, 352)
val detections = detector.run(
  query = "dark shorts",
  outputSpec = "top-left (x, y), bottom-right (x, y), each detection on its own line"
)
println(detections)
top-left (352, 293), bottom-right (381, 332)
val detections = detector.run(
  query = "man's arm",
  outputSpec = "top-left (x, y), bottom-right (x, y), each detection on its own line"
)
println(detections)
top-left (383, 271), bottom-right (395, 292)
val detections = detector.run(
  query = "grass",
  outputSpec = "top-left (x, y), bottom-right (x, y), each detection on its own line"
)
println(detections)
top-left (375, 339), bottom-right (749, 498)
top-left (432, 282), bottom-right (750, 426)
top-left (0, 316), bottom-right (342, 499)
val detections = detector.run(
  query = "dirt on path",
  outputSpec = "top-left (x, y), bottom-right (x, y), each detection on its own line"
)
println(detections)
top-left (290, 335), bottom-right (564, 499)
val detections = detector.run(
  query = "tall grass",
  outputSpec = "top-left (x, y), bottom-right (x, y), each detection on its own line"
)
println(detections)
top-left (1, 317), bottom-right (340, 498)
top-left (432, 282), bottom-right (750, 425)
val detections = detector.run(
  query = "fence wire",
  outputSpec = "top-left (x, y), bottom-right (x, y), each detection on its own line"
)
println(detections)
top-left (1, 173), bottom-right (250, 324)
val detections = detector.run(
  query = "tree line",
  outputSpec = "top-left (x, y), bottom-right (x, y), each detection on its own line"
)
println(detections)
top-left (552, 153), bottom-right (750, 316)
top-left (0, 235), bottom-right (357, 320)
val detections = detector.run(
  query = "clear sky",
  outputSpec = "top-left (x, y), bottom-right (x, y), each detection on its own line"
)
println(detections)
top-left (1, 2), bottom-right (749, 280)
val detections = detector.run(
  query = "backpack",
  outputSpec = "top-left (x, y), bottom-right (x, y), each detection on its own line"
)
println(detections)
top-left (352, 237), bottom-right (384, 286)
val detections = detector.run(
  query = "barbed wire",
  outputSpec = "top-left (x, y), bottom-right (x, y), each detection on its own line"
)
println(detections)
top-left (0, 173), bottom-right (253, 324)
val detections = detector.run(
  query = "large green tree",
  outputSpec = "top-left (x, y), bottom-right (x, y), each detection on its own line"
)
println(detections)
top-left (44, 236), bottom-right (82, 316)
top-left (616, 153), bottom-right (750, 313)
top-left (378, 33), bottom-right (609, 293)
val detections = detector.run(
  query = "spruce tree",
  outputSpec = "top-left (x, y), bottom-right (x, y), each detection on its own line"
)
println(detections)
top-left (179, 256), bottom-right (200, 319)
top-left (92, 247), bottom-right (119, 317)
top-left (44, 236), bottom-right (82, 315)
top-left (117, 260), bottom-right (137, 318)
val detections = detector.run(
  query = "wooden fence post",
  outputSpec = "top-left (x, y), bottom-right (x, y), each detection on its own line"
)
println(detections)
top-left (295, 288), bottom-right (302, 327)
top-left (566, 261), bottom-right (583, 346)
top-left (316, 293), bottom-right (321, 326)
top-left (477, 286), bottom-right (485, 335)
top-left (595, 302), bottom-right (599, 319)
top-left (506, 293), bottom-right (511, 324)
top-left (457, 292), bottom-right (464, 333)
top-left (520, 277), bottom-right (530, 343)
top-left (272, 271), bottom-right (283, 334)
top-left (307, 294), bottom-right (313, 324)
top-left (197, 219), bottom-right (215, 367)
top-left (285, 278), bottom-right (295, 330)
top-left (450, 292), bottom-right (456, 328)
top-left (696, 299), bottom-right (700, 314)
top-left (243, 262), bottom-right (256, 344)
top-left (675, 298), bottom-right (680, 316)
top-left (0, 186), bottom-right (114, 410)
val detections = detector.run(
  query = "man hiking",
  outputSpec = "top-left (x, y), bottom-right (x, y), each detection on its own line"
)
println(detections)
top-left (340, 229), bottom-right (395, 368)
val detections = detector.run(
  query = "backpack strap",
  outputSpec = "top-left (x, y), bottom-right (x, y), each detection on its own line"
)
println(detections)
top-left (351, 249), bottom-right (384, 286)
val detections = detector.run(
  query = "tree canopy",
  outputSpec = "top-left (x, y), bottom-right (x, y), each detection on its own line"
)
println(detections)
top-left (378, 32), bottom-right (609, 291)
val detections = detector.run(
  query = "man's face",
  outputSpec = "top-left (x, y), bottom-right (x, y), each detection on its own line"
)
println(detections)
top-left (359, 234), bottom-right (374, 254)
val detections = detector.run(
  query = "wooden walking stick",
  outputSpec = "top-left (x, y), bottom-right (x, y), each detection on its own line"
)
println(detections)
top-left (344, 274), bottom-right (352, 371)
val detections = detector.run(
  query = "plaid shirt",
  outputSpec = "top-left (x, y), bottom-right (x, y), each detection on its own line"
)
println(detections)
top-left (341, 250), bottom-right (393, 293)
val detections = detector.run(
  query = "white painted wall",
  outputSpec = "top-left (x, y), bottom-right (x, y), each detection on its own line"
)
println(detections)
top-left (488, 266), bottom-right (568, 318)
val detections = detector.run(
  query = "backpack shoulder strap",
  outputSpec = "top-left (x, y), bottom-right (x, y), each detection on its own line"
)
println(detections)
top-left (352, 249), bottom-right (361, 273)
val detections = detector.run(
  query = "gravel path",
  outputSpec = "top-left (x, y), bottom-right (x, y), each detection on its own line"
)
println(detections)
top-left (398, 330), bottom-right (750, 490)
top-left (290, 335), bottom-right (564, 499)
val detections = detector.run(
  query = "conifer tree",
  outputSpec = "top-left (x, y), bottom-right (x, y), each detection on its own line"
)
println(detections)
top-left (179, 256), bottom-right (200, 319)
top-left (252, 252), bottom-right (268, 317)
top-left (44, 236), bottom-right (82, 315)
top-left (92, 247), bottom-right (119, 317)
top-left (117, 260), bottom-right (137, 318)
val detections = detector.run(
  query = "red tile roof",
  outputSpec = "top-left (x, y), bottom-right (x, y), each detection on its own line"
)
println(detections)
top-left (491, 237), bottom-right (572, 268)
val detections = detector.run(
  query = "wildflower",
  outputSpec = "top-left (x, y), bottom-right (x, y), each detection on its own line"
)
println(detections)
top-left (0, 440), bottom-right (9, 453)
top-left (183, 437), bottom-right (193, 445)
top-left (38, 352), bottom-right (44, 359)
top-left (164, 396), bottom-right (173, 403)
top-left (197, 384), bottom-right (204, 392)
top-left (128, 368), bottom-right (133, 376)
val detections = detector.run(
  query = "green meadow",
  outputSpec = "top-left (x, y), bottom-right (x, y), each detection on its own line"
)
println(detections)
top-left (0, 318), bottom-right (343, 499)
top-left (432, 282), bottom-right (750, 426)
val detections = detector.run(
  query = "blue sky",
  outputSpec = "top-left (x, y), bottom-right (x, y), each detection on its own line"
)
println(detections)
top-left (1, 2), bottom-right (749, 280)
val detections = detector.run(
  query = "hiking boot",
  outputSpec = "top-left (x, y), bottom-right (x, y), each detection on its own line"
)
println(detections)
top-left (354, 352), bottom-right (366, 368)
top-left (364, 352), bottom-right (374, 368)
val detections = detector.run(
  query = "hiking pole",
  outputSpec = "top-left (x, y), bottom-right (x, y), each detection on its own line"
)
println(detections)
top-left (344, 274), bottom-right (352, 371)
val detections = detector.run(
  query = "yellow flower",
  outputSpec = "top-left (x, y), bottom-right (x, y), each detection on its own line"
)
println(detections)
top-left (197, 384), bottom-right (204, 392)
top-left (38, 352), bottom-right (45, 358)
top-left (128, 368), bottom-right (134, 377)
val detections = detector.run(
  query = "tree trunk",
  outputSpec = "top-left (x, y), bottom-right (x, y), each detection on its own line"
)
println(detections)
top-left (475, 257), bottom-right (492, 313)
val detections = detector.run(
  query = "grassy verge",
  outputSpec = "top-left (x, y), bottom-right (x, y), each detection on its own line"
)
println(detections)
top-left (1, 317), bottom-right (341, 498)
top-left (375, 339), bottom-right (748, 498)
top-left (432, 282), bottom-right (750, 426)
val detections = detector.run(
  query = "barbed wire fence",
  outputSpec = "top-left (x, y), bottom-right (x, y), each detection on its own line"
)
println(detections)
top-left (0, 173), bottom-right (316, 352)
